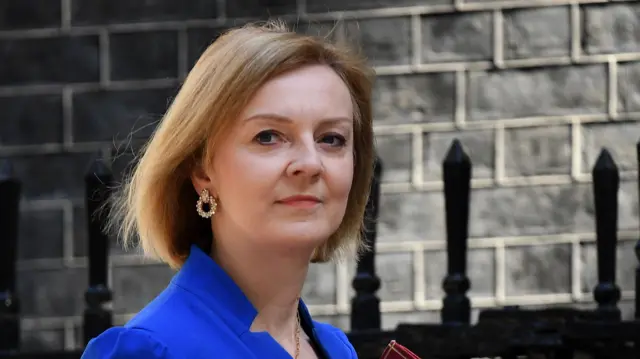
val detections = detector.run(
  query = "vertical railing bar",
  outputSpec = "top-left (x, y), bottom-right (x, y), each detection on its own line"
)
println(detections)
top-left (441, 139), bottom-right (472, 326)
top-left (635, 140), bottom-right (640, 320)
top-left (82, 151), bottom-right (115, 346)
top-left (350, 154), bottom-right (383, 332)
top-left (0, 159), bottom-right (21, 353)
top-left (591, 147), bottom-right (621, 319)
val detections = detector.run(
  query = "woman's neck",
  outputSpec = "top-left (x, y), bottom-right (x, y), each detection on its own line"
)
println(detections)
top-left (210, 237), bottom-right (312, 341)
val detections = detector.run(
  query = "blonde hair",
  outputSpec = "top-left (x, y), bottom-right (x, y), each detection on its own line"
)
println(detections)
top-left (109, 20), bottom-right (376, 269)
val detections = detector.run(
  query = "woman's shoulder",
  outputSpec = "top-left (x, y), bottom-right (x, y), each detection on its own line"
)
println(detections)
top-left (312, 321), bottom-right (358, 359)
top-left (81, 327), bottom-right (179, 359)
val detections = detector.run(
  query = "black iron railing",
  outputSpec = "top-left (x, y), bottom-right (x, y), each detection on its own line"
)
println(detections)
top-left (1, 138), bottom-right (639, 359)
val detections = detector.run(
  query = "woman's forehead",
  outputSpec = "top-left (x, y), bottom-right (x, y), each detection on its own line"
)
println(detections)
top-left (239, 65), bottom-right (354, 121)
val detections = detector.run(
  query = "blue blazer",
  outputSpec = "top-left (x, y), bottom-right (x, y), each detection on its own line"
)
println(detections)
top-left (81, 244), bottom-right (357, 359)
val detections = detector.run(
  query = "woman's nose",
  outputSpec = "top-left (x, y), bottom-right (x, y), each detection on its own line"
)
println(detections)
top-left (285, 142), bottom-right (324, 177)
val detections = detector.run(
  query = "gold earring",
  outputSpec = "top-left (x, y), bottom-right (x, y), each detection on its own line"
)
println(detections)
top-left (196, 189), bottom-right (217, 218)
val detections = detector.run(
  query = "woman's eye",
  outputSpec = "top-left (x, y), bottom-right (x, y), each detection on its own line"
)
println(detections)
top-left (320, 134), bottom-right (347, 147)
top-left (254, 130), bottom-right (280, 145)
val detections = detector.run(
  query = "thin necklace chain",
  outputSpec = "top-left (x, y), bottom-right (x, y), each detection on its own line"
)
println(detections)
top-left (294, 308), bottom-right (301, 359)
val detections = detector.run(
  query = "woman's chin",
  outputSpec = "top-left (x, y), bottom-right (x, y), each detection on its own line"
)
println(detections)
top-left (265, 223), bottom-right (334, 247)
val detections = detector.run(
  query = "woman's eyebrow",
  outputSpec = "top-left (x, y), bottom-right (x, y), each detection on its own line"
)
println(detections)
top-left (242, 113), bottom-right (353, 125)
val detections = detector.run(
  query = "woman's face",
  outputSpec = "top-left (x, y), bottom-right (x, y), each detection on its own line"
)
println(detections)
top-left (198, 64), bottom-right (355, 252)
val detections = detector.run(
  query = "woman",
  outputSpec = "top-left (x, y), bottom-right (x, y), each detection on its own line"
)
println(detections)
top-left (81, 20), bottom-right (375, 359)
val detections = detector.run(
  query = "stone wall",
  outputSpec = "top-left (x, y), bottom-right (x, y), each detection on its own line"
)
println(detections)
top-left (1, 0), bottom-right (639, 351)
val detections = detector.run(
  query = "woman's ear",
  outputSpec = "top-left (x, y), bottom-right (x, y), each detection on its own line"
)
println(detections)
top-left (190, 162), bottom-right (215, 196)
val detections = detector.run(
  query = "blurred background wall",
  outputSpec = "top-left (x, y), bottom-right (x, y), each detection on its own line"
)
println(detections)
top-left (0, 0), bottom-right (639, 352)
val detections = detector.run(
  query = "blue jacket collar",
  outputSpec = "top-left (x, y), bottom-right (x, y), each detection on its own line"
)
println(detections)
top-left (171, 244), bottom-right (319, 337)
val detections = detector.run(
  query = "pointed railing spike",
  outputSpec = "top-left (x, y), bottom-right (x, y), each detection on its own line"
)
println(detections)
top-left (443, 138), bottom-right (471, 165)
top-left (592, 147), bottom-right (621, 317)
top-left (441, 139), bottom-right (472, 325)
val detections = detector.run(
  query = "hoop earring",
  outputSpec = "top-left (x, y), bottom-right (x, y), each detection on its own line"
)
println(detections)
top-left (196, 189), bottom-right (217, 218)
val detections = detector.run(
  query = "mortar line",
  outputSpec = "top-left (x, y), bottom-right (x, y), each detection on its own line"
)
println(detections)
top-left (60, 0), bottom-right (71, 30)
top-left (99, 29), bottom-right (110, 86)
top-left (297, 0), bottom-right (306, 16)
top-left (412, 127), bottom-right (424, 186)
top-left (571, 238), bottom-right (583, 301)
top-left (177, 27), bottom-right (189, 79)
top-left (217, 0), bottom-right (226, 20)
top-left (570, 2), bottom-right (581, 62)
top-left (411, 13), bottom-right (422, 68)
top-left (608, 56), bottom-right (619, 119)
top-left (492, 9), bottom-right (504, 68)
top-left (62, 87), bottom-right (74, 147)
top-left (454, 70), bottom-right (467, 128)
top-left (335, 260), bottom-right (350, 314)
top-left (495, 240), bottom-right (506, 304)
top-left (62, 200), bottom-right (75, 265)
top-left (570, 117), bottom-right (583, 180)
top-left (413, 247), bottom-right (426, 310)
top-left (494, 124), bottom-right (506, 184)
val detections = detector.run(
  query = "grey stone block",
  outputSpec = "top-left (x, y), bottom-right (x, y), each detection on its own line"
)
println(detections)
top-left (619, 181), bottom-right (639, 232)
top-left (580, 239), bottom-right (636, 294)
top-left (344, 252), bottom-right (413, 302)
top-left (21, 329), bottom-right (65, 352)
top-left (306, 0), bottom-right (447, 13)
top-left (376, 133), bottom-right (412, 184)
top-left (17, 267), bottom-right (87, 317)
top-left (110, 31), bottom-right (179, 81)
top-left (0, 35), bottom-right (100, 86)
top-left (424, 248), bottom-right (495, 300)
top-left (0, 0), bottom-right (61, 30)
top-left (468, 65), bottom-right (607, 121)
top-left (377, 191), bottom-right (444, 242)
top-left (110, 141), bottom-right (144, 182)
top-left (580, 122), bottom-right (640, 173)
top-left (504, 6), bottom-right (571, 59)
top-left (582, 3), bottom-right (640, 55)
top-left (292, 20), bottom-right (340, 40)
top-left (111, 264), bottom-right (175, 314)
top-left (72, 204), bottom-right (130, 258)
top-left (576, 180), bottom-right (637, 233)
top-left (423, 129), bottom-right (494, 181)
top-left (18, 208), bottom-right (64, 260)
top-left (618, 62), bottom-right (640, 113)
top-left (469, 184), bottom-right (595, 238)
top-left (619, 300), bottom-right (635, 320)
top-left (376, 252), bottom-right (413, 302)
top-left (373, 73), bottom-right (455, 125)
top-left (344, 17), bottom-right (412, 67)
top-left (186, 26), bottom-right (229, 68)
top-left (2, 152), bottom-right (96, 201)
top-left (505, 243), bottom-right (572, 296)
top-left (71, 0), bottom-right (218, 25)
top-left (421, 12), bottom-right (492, 63)
top-left (504, 125), bottom-right (572, 177)
top-left (302, 262), bottom-right (336, 305)
top-left (0, 94), bottom-right (63, 146)
top-left (226, 0), bottom-right (297, 18)
top-left (72, 87), bottom-right (176, 143)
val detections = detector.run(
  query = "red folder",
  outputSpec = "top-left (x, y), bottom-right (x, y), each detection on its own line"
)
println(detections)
top-left (379, 340), bottom-right (421, 359)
